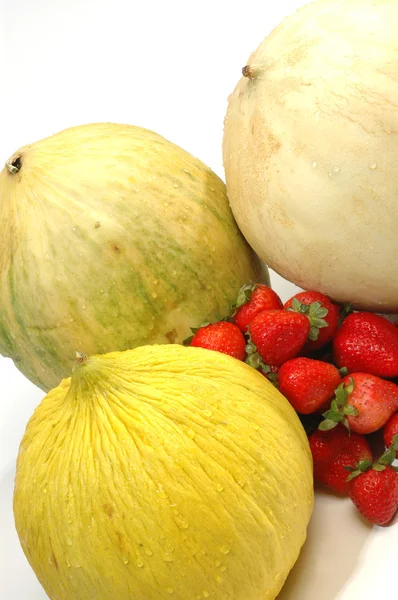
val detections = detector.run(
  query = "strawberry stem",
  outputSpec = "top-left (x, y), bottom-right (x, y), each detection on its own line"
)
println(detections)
top-left (339, 303), bottom-right (354, 325)
top-left (378, 434), bottom-right (398, 466)
top-left (345, 458), bottom-right (373, 481)
top-left (287, 299), bottom-right (328, 341)
top-left (318, 378), bottom-right (357, 432)
top-left (231, 281), bottom-right (256, 314)
top-left (245, 332), bottom-right (271, 374)
top-left (345, 435), bottom-right (398, 482)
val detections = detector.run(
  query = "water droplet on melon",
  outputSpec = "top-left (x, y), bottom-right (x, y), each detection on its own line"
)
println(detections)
top-left (369, 162), bottom-right (377, 170)
top-left (202, 591), bottom-right (210, 598)
top-left (156, 484), bottom-right (168, 499)
top-left (219, 544), bottom-right (230, 555)
top-left (311, 161), bottom-right (318, 168)
top-left (144, 547), bottom-right (153, 556)
top-left (166, 588), bottom-right (174, 595)
top-left (215, 483), bottom-right (224, 492)
top-left (135, 558), bottom-right (144, 568)
top-left (163, 553), bottom-right (174, 562)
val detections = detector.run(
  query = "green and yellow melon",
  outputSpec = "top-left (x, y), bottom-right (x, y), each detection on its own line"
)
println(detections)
top-left (0, 123), bottom-right (266, 390)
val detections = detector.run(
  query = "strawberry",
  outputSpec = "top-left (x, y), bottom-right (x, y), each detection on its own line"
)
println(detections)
top-left (384, 412), bottom-right (398, 458)
top-left (278, 357), bottom-right (342, 414)
top-left (246, 309), bottom-right (310, 370)
top-left (347, 435), bottom-right (398, 526)
top-left (284, 291), bottom-right (340, 351)
top-left (333, 312), bottom-right (398, 378)
top-left (319, 372), bottom-right (398, 434)
top-left (309, 424), bottom-right (372, 495)
top-left (232, 282), bottom-right (283, 332)
top-left (188, 321), bottom-right (246, 360)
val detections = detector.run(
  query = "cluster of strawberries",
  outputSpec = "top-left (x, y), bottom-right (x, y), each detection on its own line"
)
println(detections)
top-left (186, 282), bottom-right (398, 527)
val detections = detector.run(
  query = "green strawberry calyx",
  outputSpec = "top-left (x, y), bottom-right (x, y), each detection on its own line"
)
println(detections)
top-left (245, 333), bottom-right (272, 376)
top-left (286, 298), bottom-right (328, 341)
top-left (183, 322), bottom-right (212, 346)
top-left (318, 378), bottom-right (358, 432)
top-left (345, 435), bottom-right (398, 481)
top-left (339, 303), bottom-right (354, 326)
top-left (231, 281), bottom-right (256, 314)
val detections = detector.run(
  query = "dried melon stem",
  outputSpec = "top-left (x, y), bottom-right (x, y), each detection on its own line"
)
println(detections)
top-left (74, 351), bottom-right (88, 366)
top-left (69, 352), bottom-right (105, 398)
top-left (5, 154), bottom-right (22, 175)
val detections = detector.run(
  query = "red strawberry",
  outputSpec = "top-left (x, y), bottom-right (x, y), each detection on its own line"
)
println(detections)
top-left (309, 424), bottom-right (372, 495)
top-left (189, 321), bottom-right (246, 360)
top-left (278, 357), bottom-right (342, 414)
top-left (319, 372), bottom-right (398, 435)
top-left (284, 291), bottom-right (340, 351)
top-left (347, 436), bottom-right (398, 525)
top-left (246, 309), bottom-right (310, 370)
top-left (232, 283), bottom-right (283, 332)
top-left (333, 312), bottom-right (398, 378)
top-left (384, 412), bottom-right (398, 458)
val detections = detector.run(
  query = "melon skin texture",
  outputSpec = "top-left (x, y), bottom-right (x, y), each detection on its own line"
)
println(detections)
top-left (223, 0), bottom-right (398, 312)
top-left (13, 344), bottom-right (313, 600)
top-left (0, 123), bottom-right (266, 391)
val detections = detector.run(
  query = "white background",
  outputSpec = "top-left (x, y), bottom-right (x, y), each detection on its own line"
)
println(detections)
top-left (0, 1), bottom-right (396, 598)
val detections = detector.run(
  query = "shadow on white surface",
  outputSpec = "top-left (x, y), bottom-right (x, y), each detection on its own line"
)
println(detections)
top-left (0, 463), bottom-right (48, 600)
top-left (278, 488), bottom-right (373, 600)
